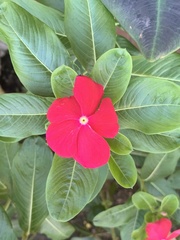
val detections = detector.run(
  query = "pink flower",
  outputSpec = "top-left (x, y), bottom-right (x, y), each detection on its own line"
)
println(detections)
top-left (146, 218), bottom-right (180, 240)
top-left (46, 75), bottom-right (119, 168)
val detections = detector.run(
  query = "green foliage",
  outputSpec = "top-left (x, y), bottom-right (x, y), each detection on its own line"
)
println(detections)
top-left (108, 154), bottom-right (137, 188)
top-left (101, 0), bottom-right (180, 60)
top-left (0, 0), bottom-right (179, 239)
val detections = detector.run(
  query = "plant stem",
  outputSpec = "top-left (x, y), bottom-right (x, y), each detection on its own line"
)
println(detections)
top-left (4, 198), bottom-right (11, 211)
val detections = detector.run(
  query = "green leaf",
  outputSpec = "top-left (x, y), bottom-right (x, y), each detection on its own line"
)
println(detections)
top-left (116, 35), bottom-right (140, 56)
top-left (0, 93), bottom-right (53, 138)
top-left (160, 194), bottom-right (179, 216)
top-left (106, 133), bottom-right (133, 155)
top-left (0, 1), bottom-right (70, 96)
top-left (115, 78), bottom-right (180, 134)
top-left (108, 154), bottom-right (137, 188)
top-left (40, 216), bottom-right (75, 240)
top-left (121, 129), bottom-right (180, 153)
top-left (0, 142), bottom-right (20, 194)
top-left (132, 54), bottom-right (180, 84)
top-left (93, 201), bottom-right (136, 228)
top-left (51, 65), bottom-right (77, 98)
top-left (141, 150), bottom-right (180, 182)
top-left (132, 192), bottom-right (158, 211)
top-left (168, 170), bottom-right (180, 189)
top-left (64, 0), bottom-right (116, 72)
top-left (12, 137), bottom-right (53, 233)
top-left (9, 0), bottom-right (65, 35)
top-left (0, 136), bottom-right (23, 143)
top-left (91, 48), bottom-right (132, 103)
top-left (46, 155), bottom-right (100, 221)
top-left (145, 179), bottom-right (177, 198)
top-left (120, 210), bottom-right (145, 240)
top-left (101, 0), bottom-right (180, 60)
top-left (88, 165), bottom-right (108, 202)
top-left (37, 0), bottom-right (64, 12)
top-left (0, 205), bottom-right (17, 240)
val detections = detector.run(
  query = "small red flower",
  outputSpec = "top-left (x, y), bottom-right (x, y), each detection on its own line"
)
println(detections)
top-left (146, 218), bottom-right (180, 240)
top-left (46, 75), bottom-right (119, 168)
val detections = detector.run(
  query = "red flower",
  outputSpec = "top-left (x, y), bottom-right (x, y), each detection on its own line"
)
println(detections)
top-left (146, 218), bottom-right (180, 240)
top-left (46, 75), bottom-right (119, 168)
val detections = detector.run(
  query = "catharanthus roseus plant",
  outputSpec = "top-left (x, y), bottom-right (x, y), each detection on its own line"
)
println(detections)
top-left (0, 0), bottom-right (180, 240)
top-left (46, 75), bottom-right (119, 168)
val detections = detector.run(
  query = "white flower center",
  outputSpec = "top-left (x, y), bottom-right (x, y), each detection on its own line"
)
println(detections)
top-left (79, 116), bottom-right (88, 125)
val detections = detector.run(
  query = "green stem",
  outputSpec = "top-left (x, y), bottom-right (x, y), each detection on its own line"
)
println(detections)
top-left (4, 198), bottom-right (11, 211)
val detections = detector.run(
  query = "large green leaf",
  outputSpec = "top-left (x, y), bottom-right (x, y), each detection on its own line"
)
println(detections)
top-left (51, 65), bottom-right (77, 98)
top-left (132, 54), bottom-right (180, 84)
top-left (64, 0), bottom-right (116, 72)
top-left (108, 154), bottom-right (137, 188)
top-left (0, 205), bottom-right (17, 240)
top-left (88, 165), bottom-right (108, 202)
top-left (0, 93), bottom-right (53, 138)
top-left (141, 150), bottom-right (180, 182)
top-left (115, 78), bottom-right (180, 134)
top-left (5, 0), bottom-right (65, 35)
top-left (101, 0), bottom-right (180, 61)
top-left (0, 142), bottom-right (20, 194)
top-left (12, 137), bottom-right (53, 233)
top-left (91, 48), bottom-right (132, 103)
top-left (46, 155), bottom-right (100, 221)
top-left (145, 179), bottom-right (177, 198)
top-left (93, 201), bottom-right (136, 228)
top-left (37, 0), bottom-right (64, 12)
top-left (40, 216), bottom-right (74, 240)
top-left (121, 129), bottom-right (180, 153)
top-left (0, 1), bottom-right (70, 96)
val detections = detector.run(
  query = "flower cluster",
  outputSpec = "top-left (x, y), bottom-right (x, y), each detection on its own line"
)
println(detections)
top-left (46, 75), bottom-right (119, 168)
top-left (146, 218), bottom-right (180, 240)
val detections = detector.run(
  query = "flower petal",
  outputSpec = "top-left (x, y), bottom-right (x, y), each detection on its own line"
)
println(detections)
top-left (89, 98), bottom-right (119, 138)
top-left (47, 96), bottom-right (81, 123)
top-left (74, 75), bottom-right (104, 116)
top-left (46, 120), bottom-right (80, 157)
top-left (146, 218), bottom-right (172, 240)
top-left (167, 230), bottom-right (180, 240)
top-left (75, 125), bottom-right (110, 168)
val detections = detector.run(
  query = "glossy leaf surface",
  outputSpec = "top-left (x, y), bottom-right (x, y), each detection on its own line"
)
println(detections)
top-left (141, 150), bottom-right (180, 182)
top-left (122, 129), bottom-right (180, 153)
top-left (132, 54), bottom-right (180, 84)
top-left (102, 0), bottom-right (180, 60)
top-left (8, 0), bottom-right (65, 35)
top-left (0, 206), bottom-right (17, 240)
top-left (40, 216), bottom-right (75, 240)
top-left (0, 142), bottom-right (20, 194)
top-left (12, 137), bottom-right (53, 232)
top-left (93, 202), bottom-right (136, 228)
top-left (0, 94), bottom-right (53, 138)
top-left (51, 65), bottom-right (77, 98)
top-left (65, 0), bottom-right (116, 71)
top-left (132, 192), bottom-right (158, 211)
top-left (160, 194), bottom-right (179, 216)
top-left (106, 132), bottom-right (133, 155)
top-left (0, 1), bottom-right (70, 96)
top-left (46, 155), bottom-right (100, 221)
top-left (92, 48), bottom-right (132, 103)
top-left (115, 78), bottom-right (180, 134)
top-left (108, 154), bottom-right (137, 188)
